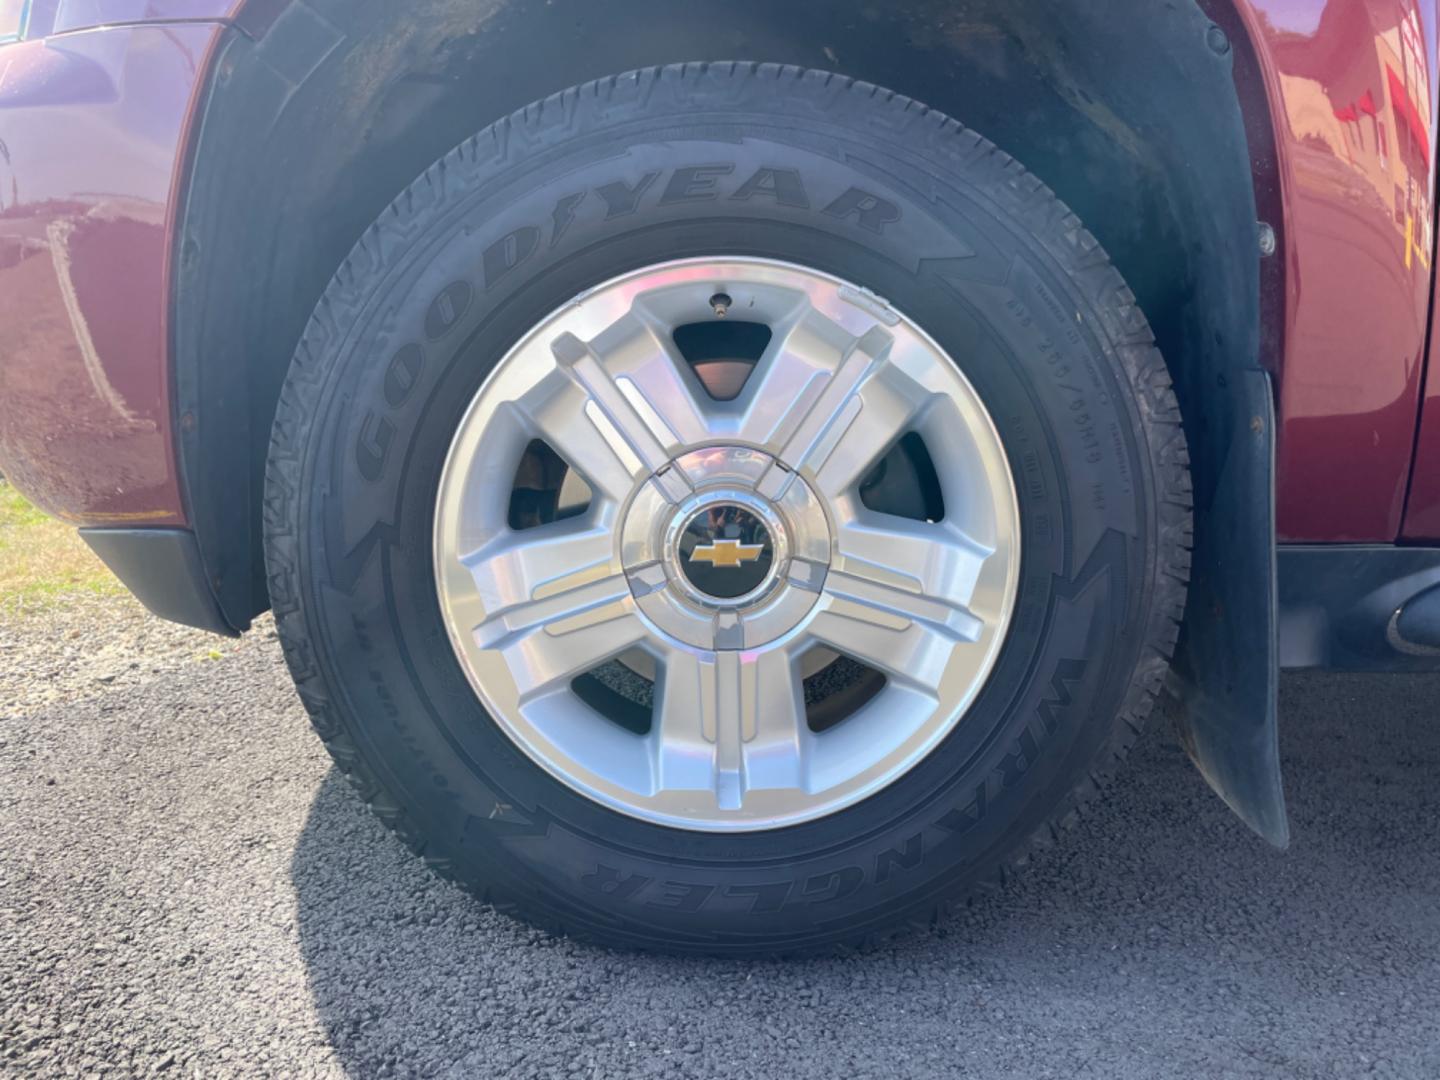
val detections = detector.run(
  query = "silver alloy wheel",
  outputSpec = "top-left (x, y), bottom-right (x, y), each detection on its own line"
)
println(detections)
top-left (434, 258), bottom-right (1020, 830)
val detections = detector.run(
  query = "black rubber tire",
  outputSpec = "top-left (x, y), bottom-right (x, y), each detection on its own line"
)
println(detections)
top-left (264, 63), bottom-right (1192, 955)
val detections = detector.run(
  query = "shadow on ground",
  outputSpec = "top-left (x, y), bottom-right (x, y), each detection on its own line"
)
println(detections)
top-left (291, 672), bottom-right (1440, 1079)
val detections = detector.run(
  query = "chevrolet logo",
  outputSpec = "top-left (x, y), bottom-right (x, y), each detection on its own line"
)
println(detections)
top-left (689, 539), bottom-right (765, 569)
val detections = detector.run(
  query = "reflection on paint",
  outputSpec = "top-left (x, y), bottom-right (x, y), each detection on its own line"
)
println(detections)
top-left (0, 24), bottom-right (220, 525)
top-left (1250, 0), bottom-right (1437, 541)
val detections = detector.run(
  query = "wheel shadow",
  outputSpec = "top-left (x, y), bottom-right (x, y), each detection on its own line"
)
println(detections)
top-left (290, 671), bottom-right (1440, 1078)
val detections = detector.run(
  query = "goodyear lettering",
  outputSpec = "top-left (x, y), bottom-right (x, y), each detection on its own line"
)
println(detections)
top-left (383, 344), bottom-right (424, 409)
top-left (424, 280), bottom-right (473, 340)
top-left (594, 171), bottom-right (660, 217)
top-left (482, 226), bottom-right (540, 289)
top-left (354, 413), bottom-right (395, 482)
top-left (822, 186), bottom-right (902, 233)
top-left (731, 166), bottom-right (809, 208)
top-left (358, 166), bottom-right (901, 481)
top-left (660, 164), bottom-right (734, 203)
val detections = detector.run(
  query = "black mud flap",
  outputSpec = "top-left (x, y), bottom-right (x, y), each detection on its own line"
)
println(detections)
top-left (81, 527), bottom-right (241, 637)
top-left (1169, 369), bottom-right (1288, 847)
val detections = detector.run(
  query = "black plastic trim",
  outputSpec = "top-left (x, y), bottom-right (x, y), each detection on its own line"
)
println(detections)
top-left (1278, 545), bottom-right (1440, 671)
top-left (169, 24), bottom-right (263, 635)
top-left (79, 528), bottom-right (242, 637)
top-left (1170, 369), bottom-right (1287, 849)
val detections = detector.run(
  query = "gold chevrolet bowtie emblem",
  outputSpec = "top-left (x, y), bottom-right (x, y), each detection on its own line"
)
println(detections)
top-left (689, 539), bottom-right (765, 569)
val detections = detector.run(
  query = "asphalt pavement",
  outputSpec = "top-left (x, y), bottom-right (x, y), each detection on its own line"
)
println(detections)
top-left (3, 594), bottom-right (1439, 1078)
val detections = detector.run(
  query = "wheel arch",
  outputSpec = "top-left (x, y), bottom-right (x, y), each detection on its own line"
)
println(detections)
top-left (173, 0), bottom-right (1283, 838)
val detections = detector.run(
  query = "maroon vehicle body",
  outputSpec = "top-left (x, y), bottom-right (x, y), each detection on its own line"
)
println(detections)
top-left (2, 0), bottom-right (1439, 846)
top-left (0, 9), bottom-right (231, 525)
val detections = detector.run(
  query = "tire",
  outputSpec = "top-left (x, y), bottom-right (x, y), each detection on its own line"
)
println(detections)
top-left (264, 63), bottom-right (1191, 954)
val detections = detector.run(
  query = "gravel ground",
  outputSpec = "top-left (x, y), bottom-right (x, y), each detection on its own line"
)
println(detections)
top-left (3, 595), bottom-right (1440, 1079)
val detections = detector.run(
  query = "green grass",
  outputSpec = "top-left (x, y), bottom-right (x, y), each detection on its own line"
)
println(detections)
top-left (0, 481), bottom-right (123, 617)
top-left (0, 483), bottom-right (51, 527)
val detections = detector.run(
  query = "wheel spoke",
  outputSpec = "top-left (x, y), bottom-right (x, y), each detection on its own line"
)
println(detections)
top-left (734, 305), bottom-right (846, 450)
top-left (472, 572), bottom-right (647, 703)
top-left (809, 560), bottom-right (983, 697)
top-left (742, 317), bottom-right (932, 501)
top-left (515, 325), bottom-right (711, 506)
top-left (833, 515), bottom-right (995, 616)
top-left (654, 646), bottom-right (807, 807)
top-left (591, 308), bottom-right (717, 445)
top-left (461, 522), bottom-right (619, 614)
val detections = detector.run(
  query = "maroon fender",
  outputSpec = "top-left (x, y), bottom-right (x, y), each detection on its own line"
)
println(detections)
top-left (37, 2), bottom-right (235, 32)
top-left (0, 14), bottom-right (230, 525)
top-left (1404, 278), bottom-right (1440, 539)
top-left (1239, 0), bottom-right (1437, 543)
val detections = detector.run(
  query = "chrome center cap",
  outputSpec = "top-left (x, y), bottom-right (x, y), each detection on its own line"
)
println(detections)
top-left (621, 447), bottom-right (830, 650)
top-left (669, 491), bottom-right (784, 607)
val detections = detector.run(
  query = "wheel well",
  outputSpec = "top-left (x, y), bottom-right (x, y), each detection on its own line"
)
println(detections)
top-left (173, 0), bottom-right (1268, 626)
